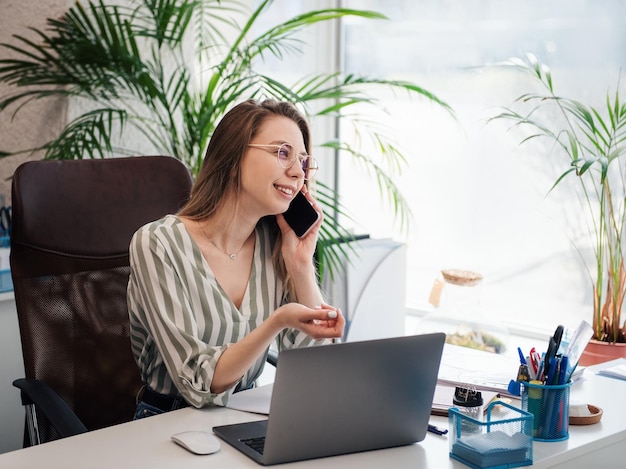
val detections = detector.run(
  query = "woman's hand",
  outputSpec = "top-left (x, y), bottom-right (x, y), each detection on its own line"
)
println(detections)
top-left (274, 302), bottom-right (345, 341)
top-left (275, 187), bottom-right (323, 270)
top-left (276, 187), bottom-right (326, 307)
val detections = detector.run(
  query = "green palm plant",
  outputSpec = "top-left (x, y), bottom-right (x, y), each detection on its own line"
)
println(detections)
top-left (0, 0), bottom-right (452, 276)
top-left (490, 55), bottom-right (626, 343)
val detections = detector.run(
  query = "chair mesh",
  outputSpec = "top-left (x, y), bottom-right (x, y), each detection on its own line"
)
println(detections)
top-left (16, 266), bottom-right (142, 436)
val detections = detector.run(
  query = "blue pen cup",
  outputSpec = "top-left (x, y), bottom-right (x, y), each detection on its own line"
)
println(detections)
top-left (521, 380), bottom-right (572, 441)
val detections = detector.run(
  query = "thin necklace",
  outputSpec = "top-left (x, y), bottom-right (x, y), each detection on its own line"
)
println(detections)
top-left (206, 234), bottom-right (251, 260)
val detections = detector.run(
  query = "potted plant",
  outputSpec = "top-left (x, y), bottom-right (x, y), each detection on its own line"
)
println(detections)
top-left (0, 0), bottom-right (452, 278)
top-left (490, 54), bottom-right (626, 364)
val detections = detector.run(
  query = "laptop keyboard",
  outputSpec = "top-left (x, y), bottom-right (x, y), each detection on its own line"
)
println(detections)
top-left (240, 436), bottom-right (266, 455)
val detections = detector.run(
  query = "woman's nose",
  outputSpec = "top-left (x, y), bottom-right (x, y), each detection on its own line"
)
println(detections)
top-left (287, 160), bottom-right (305, 179)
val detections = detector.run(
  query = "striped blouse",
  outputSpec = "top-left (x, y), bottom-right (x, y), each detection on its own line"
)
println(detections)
top-left (127, 214), bottom-right (322, 407)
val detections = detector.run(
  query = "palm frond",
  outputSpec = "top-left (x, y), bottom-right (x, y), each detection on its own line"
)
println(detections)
top-left (43, 108), bottom-right (127, 160)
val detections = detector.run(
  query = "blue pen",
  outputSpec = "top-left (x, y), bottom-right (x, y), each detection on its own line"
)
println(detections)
top-left (544, 338), bottom-right (557, 382)
top-left (517, 347), bottom-right (527, 365)
top-left (428, 424), bottom-right (448, 436)
top-left (539, 356), bottom-right (560, 438)
top-left (558, 356), bottom-right (569, 385)
top-left (546, 357), bottom-right (557, 385)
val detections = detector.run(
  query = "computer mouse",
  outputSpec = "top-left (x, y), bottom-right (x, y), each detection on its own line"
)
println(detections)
top-left (171, 430), bottom-right (221, 455)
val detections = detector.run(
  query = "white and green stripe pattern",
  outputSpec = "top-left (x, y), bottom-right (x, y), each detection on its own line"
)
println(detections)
top-left (128, 215), bottom-right (319, 408)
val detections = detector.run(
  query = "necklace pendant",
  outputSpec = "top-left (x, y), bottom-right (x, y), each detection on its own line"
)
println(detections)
top-left (229, 253), bottom-right (237, 260)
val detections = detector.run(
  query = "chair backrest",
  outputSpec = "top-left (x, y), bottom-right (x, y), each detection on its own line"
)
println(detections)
top-left (10, 156), bottom-right (193, 442)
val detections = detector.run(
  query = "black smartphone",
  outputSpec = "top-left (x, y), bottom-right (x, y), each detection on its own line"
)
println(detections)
top-left (283, 190), bottom-right (320, 237)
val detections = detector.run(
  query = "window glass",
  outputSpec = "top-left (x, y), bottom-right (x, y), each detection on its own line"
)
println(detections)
top-left (339, 0), bottom-right (626, 332)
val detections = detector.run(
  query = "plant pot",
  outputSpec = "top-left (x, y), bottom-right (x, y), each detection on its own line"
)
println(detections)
top-left (579, 339), bottom-right (626, 366)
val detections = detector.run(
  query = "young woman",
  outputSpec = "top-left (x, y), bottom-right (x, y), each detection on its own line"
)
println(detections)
top-left (128, 99), bottom-right (345, 418)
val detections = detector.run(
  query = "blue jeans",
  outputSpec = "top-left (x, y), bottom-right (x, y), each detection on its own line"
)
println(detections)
top-left (133, 381), bottom-right (256, 420)
top-left (133, 387), bottom-right (190, 420)
top-left (134, 400), bottom-right (165, 420)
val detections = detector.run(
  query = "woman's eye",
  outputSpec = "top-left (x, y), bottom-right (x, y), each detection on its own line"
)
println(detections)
top-left (278, 145), bottom-right (294, 161)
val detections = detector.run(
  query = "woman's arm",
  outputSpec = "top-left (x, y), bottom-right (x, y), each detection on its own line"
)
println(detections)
top-left (211, 302), bottom-right (343, 393)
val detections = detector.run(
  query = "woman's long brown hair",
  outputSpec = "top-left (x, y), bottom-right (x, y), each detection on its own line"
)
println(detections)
top-left (179, 99), bottom-right (313, 301)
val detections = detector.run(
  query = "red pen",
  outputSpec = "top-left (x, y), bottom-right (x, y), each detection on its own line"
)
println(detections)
top-left (529, 348), bottom-right (540, 379)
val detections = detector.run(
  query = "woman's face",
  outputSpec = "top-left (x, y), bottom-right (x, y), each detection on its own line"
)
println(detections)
top-left (240, 116), bottom-right (307, 217)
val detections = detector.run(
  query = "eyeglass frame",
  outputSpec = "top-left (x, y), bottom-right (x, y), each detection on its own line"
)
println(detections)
top-left (248, 143), bottom-right (319, 180)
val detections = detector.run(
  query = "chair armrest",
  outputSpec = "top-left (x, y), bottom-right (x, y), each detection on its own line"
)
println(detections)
top-left (13, 378), bottom-right (88, 439)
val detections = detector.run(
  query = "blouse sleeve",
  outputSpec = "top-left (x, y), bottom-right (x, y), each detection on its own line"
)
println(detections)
top-left (128, 222), bottom-right (241, 407)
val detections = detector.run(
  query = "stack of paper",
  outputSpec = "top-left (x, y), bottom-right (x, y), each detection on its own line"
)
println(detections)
top-left (226, 383), bottom-right (273, 415)
top-left (437, 344), bottom-right (519, 396)
top-left (451, 431), bottom-right (532, 468)
top-left (596, 358), bottom-right (626, 381)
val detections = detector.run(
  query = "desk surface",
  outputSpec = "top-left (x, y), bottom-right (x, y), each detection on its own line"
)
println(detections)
top-left (1, 364), bottom-right (625, 469)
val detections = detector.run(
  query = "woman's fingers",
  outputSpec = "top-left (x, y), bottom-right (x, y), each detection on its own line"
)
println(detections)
top-left (304, 306), bottom-right (345, 339)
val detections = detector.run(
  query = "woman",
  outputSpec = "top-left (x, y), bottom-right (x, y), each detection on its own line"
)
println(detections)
top-left (128, 99), bottom-right (345, 418)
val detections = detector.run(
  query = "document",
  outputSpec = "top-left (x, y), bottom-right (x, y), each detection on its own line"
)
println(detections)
top-left (226, 383), bottom-right (272, 414)
top-left (437, 344), bottom-right (519, 395)
top-left (595, 358), bottom-right (626, 381)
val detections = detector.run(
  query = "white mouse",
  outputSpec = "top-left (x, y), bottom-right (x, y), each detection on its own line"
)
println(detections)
top-left (171, 430), bottom-right (221, 455)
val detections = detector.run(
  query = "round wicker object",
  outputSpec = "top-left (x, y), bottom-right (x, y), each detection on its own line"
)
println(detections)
top-left (441, 269), bottom-right (483, 287)
top-left (569, 405), bottom-right (603, 425)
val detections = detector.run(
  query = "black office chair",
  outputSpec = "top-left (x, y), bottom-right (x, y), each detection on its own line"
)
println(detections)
top-left (10, 156), bottom-right (193, 446)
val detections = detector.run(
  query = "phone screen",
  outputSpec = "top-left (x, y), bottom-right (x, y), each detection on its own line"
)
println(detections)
top-left (283, 191), bottom-right (320, 237)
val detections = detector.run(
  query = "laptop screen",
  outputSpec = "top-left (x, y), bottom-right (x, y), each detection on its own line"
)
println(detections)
top-left (214, 333), bottom-right (445, 465)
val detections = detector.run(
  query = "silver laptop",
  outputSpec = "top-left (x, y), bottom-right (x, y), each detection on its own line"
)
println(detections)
top-left (213, 333), bottom-right (445, 465)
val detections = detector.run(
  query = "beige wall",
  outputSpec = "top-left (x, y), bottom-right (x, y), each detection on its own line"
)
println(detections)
top-left (1, 3), bottom-right (72, 452)
top-left (0, 0), bottom-right (71, 205)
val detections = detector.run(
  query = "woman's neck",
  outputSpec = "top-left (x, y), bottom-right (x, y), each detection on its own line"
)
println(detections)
top-left (199, 203), bottom-right (257, 256)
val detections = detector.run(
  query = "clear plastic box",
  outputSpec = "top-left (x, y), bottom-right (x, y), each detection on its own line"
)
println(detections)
top-left (449, 401), bottom-right (533, 469)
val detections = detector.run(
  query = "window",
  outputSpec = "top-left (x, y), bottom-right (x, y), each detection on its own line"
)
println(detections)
top-left (255, 0), bottom-right (626, 334)
top-left (339, 0), bottom-right (626, 333)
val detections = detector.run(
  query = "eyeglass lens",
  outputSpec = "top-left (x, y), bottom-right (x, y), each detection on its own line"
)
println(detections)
top-left (278, 144), bottom-right (317, 178)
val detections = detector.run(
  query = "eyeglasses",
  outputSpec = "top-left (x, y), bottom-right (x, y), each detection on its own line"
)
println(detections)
top-left (248, 143), bottom-right (318, 180)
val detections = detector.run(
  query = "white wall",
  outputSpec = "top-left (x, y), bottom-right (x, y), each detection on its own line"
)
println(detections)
top-left (0, 294), bottom-right (24, 453)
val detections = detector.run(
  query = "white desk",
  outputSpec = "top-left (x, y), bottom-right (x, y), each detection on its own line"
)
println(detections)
top-left (0, 365), bottom-right (624, 469)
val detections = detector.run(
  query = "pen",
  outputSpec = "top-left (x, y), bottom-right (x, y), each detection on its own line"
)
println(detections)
top-left (517, 347), bottom-right (527, 365)
top-left (558, 356), bottom-right (569, 385)
top-left (544, 338), bottom-right (557, 382)
top-left (428, 424), bottom-right (448, 436)
top-left (529, 348), bottom-right (540, 378)
top-left (546, 357), bottom-right (558, 385)
top-left (536, 352), bottom-right (545, 380)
